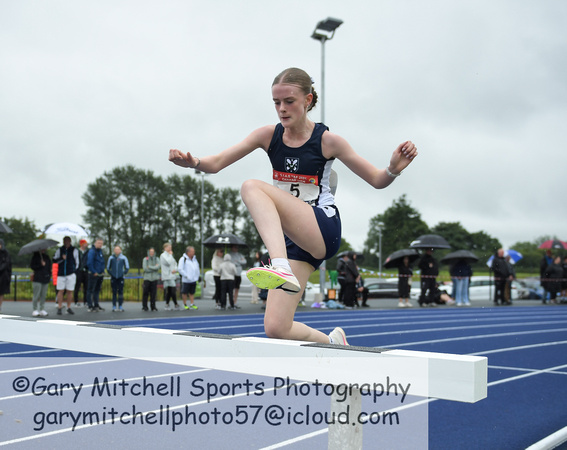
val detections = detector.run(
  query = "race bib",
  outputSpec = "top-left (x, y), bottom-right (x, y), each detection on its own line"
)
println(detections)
top-left (273, 170), bottom-right (320, 204)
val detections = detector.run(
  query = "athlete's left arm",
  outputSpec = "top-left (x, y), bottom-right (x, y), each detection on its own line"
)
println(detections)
top-left (322, 132), bottom-right (418, 189)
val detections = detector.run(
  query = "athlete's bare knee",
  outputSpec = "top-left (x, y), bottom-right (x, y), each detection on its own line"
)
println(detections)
top-left (264, 317), bottom-right (291, 340)
top-left (241, 179), bottom-right (265, 198)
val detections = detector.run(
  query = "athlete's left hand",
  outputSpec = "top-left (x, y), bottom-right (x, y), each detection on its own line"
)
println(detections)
top-left (388, 141), bottom-right (418, 175)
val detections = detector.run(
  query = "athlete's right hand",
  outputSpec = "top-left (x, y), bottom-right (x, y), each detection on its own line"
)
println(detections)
top-left (169, 149), bottom-right (198, 168)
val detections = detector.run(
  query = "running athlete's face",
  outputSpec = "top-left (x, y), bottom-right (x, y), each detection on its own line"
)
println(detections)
top-left (272, 83), bottom-right (312, 127)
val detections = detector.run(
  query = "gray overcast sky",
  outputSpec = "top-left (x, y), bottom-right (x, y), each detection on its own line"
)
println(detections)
top-left (1, 0), bottom-right (566, 251)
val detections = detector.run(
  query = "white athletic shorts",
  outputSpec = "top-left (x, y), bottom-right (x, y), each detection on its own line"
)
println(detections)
top-left (57, 274), bottom-right (77, 291)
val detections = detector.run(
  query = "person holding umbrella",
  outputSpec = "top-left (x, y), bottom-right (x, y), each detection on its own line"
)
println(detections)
top-left (169, 67), bottom-right (417, 345)
top-left (30, 249), bottom-right (52, 316)
top-left (53, 236), bottom-right (79, 315)
top-left (0, 239), bottom-right (12, 312)
top-left (398, 256), bottom-right (413, 308)
top-left (453, 259), bottom-right (472, 306)
top-left (418, 249), bottom-right (439, 307)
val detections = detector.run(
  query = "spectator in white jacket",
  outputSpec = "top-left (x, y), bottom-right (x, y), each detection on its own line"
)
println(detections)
top-left (160, 243), bottom-right (179, 311)
top-left (178, 246), bottom-right (200, 310)
top-left (211, 248), bottom-right (224, 308)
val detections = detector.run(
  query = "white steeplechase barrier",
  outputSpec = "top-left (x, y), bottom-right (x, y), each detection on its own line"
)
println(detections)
top-left (0, 314), bottom-right (487, 449)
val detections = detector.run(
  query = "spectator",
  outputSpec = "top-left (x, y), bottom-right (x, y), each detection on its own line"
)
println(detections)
top-left (398, 256), bottom-right (413, 308)
top-left (336, 254), bottom-right (348, 303)
top-left (0, 239), bottom-right (12, 312)
top-left (540, 250), bottom-right (553, 304)
top-left (562, 256), bottom-right (567, 299)
top-left (211, 248), bottom-right (224, 308)
top-left (219, 253), bottom-right (237, 310)
top-left (229, 245), bottom-right (247, 307)
top-left (250, 251), bottom-right (262, 304)
top-left (258, 251), bottom-right (270, 310)
top-left (86, 238), bottom-right (105, 312)
top-left (544, 255), bottom-right (563, 304)
top-left (356, 276), bottom-right (370, 307)
top-left (453, 259), bottom-right (472, 307)
top-left (504, 255), bottom-right (516, 304)
top-left (178, 246), bottom-right (200, 310)
top-left (491, 248), bottom-right (511, 306)
top-left (343, 252), bottom-right (359, 309)
top-left (30, 250), bottom-right (52, 316)
top-left (53, 236), bottom-right (79, 315)
top-left (161, 242), bottom-right (179, 311)
top-left (142, 248), bottom-right (160, 311)
top-left (432, 283), bottom-right (455, 305)
top-left (418, 249), bottom-right (439, 307)
top-left (73, 239), bottom-right (89, 307)
top-left (106, 245), bottom-right (129, 312)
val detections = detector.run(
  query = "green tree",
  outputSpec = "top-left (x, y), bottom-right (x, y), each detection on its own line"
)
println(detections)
top-left (1, 217), bottom-right (40, 268)
top-left (364, 195), bottom-right (429, 267)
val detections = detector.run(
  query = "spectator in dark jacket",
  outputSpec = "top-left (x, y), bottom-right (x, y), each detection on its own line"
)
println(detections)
top-left (544, 256), bottom-right (563, 304)
top-left (53, 236), bottom-right (79, 315)
top-left (74, 239), bottom-right (89, 306)
top-left (398, 257), bottom-right (413, 308)
top-left (86, 238), bottom-right (105, 312)
top-left (343, 252), bottom-right (359, 309)
top-left (540, 250), bottom-right (553, 304)
top-left (30, 250), bottom-right (52, 316)
top-left (106, 245), bottom-right (130, 312)
top-left (418, 249), bottom-right (438, 307)
top-left (492, 248), bottom-right (511, 305)
top-left (0, 238), bottom-right (12, 313)
top-left (453, 259), bottom-right (472, 306)
top-left (336, 254), bottom-right (348, 303)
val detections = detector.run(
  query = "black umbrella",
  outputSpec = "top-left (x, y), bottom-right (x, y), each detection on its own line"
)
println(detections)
top-left (440, 250), bottom-right (479, 265)
top-left (384, 248), bottom-right (420, 269)
top-left (18, 239), bottom-right (59, 256)
top-left (336, 250), bottom-right (365, 262)
top-left (0, 220), bottom-right (13, 233)
top-left (203, 233), bottom-right (248, 248)
top-left (410, 234), bottom-right (451, 249)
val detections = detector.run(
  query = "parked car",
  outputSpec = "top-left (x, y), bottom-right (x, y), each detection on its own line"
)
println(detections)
top-left (410, 276), bottom-right (529, 302)
top-left (364, 278), bottom-right (399, 298)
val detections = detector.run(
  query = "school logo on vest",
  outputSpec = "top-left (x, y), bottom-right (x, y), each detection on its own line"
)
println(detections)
top-left (285, 157), bottom-right (299, 173)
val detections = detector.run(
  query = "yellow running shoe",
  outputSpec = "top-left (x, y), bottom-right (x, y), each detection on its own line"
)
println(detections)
top-left (246, 265), bottom-right (301, 295)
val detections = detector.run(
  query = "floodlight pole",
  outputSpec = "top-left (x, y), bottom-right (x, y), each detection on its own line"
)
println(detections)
top-left (311, 17), bottom-right (343, 299)
top-left (197, 170), bottom-right (205, 296)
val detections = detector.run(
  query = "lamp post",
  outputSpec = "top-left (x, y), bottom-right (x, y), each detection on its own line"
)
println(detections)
top-left (196, 170), bottom-right (206, 296)
top-left (377, 222), bottom-right (384, 278)
top-left (311, 17), bottom-right (343, 298)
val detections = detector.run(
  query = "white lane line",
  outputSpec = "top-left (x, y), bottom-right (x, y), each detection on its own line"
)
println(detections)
top-left (0, 358), bottom-right (129, 374)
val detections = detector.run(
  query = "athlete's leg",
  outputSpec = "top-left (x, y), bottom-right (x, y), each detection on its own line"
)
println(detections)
top-left (241, 179), bottom-right (325, 260)
top-left (263, 259), bottom-right (329, 343)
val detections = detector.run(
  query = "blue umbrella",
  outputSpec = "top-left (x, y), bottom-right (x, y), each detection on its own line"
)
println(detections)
top-left (486, 249), bottom-right (523, 268)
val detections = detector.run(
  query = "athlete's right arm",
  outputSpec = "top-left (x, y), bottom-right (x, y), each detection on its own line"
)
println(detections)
top-left (168, 125), bottom-right (275, 174)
